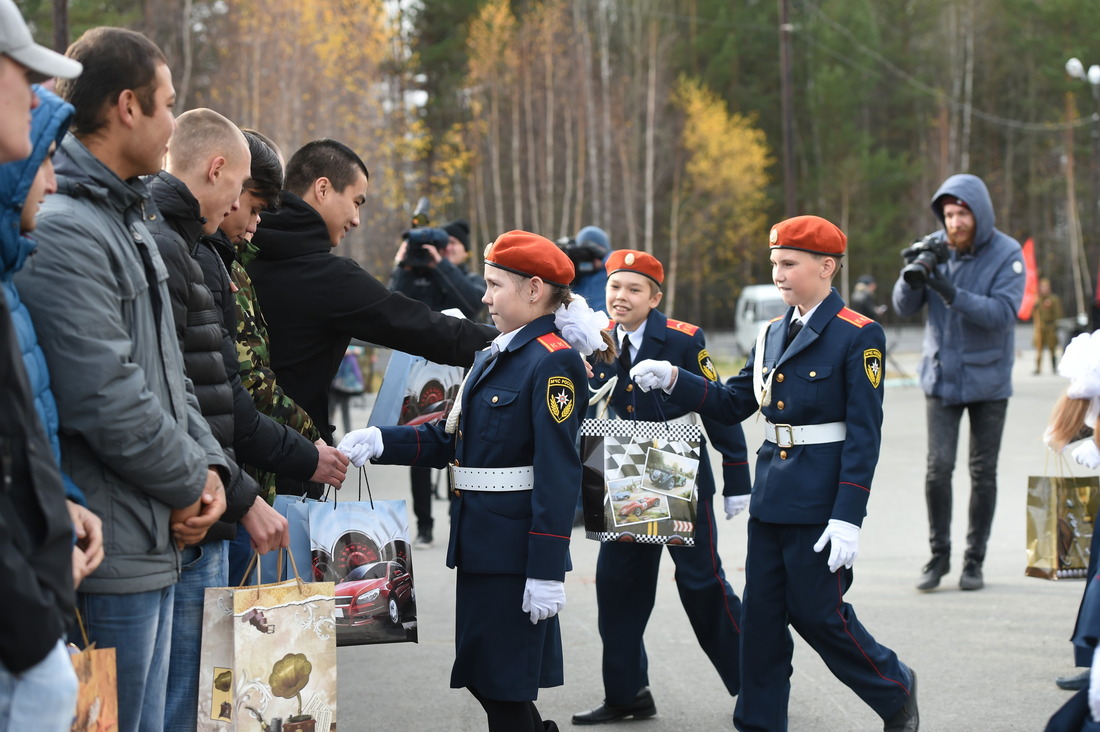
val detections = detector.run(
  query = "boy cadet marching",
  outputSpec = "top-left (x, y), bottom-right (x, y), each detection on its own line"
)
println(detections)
top-left (631, 215), bottom-right (919, 732)
top-left (573, 249), bottom-right (751, 725)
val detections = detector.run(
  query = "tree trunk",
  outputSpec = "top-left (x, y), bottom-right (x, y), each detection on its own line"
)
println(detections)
top-left (643, 15), bottom-right (658, 254)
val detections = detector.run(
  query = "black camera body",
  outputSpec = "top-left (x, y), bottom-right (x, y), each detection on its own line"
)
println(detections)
top-left (900, 233), bottom-right (949, 287)
top-left (401, 197), bottom-right (450, 269)
top-left (555, 236), bottom-right (608, 277)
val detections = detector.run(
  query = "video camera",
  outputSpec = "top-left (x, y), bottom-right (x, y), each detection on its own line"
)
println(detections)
top-left (900, 232), bottom-right (949, 288)
top-left (555, 236), bottom-right (608, 278)
top-left (401, 197), bottom-right (450, 269)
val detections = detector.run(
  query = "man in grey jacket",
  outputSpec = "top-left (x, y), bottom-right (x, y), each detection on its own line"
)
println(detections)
top-left (892, 173), bottom-right (1025, 593)
top-left (14, 27), bottom-right (227, 732)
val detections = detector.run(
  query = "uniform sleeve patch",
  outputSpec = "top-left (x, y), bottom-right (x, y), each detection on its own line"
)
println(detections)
top-left (547, 376), bottom-right (576, 423)
top-left (837, 307), bottom-right (872, 328)
top-left (537, 333), bottom-right (571, 352)
top-left (698, 349), bottom-right (719, 381)
top-left (666, 319), bottom-right (699, 336)
top-left (863, 348), bottom-right (883, 388)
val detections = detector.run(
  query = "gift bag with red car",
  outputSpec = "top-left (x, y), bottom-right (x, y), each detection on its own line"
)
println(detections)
top-left (580, 418), bottom-right (702, 547)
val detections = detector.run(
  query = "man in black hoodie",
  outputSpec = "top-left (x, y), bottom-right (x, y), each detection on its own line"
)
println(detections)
top-left (249, 139), bottom-right (496, 497)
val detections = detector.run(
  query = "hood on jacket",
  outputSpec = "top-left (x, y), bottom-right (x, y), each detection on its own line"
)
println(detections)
top-left (930, 173), bottom-right (995, 249)
top-left (0, 86), bottom-right (73, 278)
top-left (253, 190), bottom-right (331, 261)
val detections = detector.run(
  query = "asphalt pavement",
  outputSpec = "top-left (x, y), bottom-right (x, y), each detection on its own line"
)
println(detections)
top-left (331, 326), bottom-right (1080, 731)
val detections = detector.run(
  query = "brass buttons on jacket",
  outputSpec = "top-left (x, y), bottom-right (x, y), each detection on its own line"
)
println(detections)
top-left (626, 405), bottom-right (634, 413)
top-left (491, 395), bottom-right (499, 403)
top-left (776, 373), bottom-right (785, 383)
top-left (777, 401), bottom-right (785, 410)
top-left (599, 372), bottom-right (605, 379)
top-left (810, 370), bottom-right (817, 378)
top-left (762, 366), bottom-right (769, 374)
top-left (626, 384), bottom-right (634, 392)
top-left (780, 450), bottom-right (788, 459)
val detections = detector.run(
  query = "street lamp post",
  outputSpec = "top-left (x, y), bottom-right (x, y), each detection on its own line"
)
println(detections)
top-left (1066, 57), bottom-right (1100, 327)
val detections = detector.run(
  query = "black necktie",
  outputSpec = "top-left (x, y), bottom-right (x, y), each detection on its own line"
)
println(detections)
top-left (619, 334), bottom-right (632, 371)
top-left (786, 319), bottom-right (803, 349)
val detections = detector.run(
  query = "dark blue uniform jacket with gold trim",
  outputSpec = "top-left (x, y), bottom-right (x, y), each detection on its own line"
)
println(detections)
top-left (377, 314), bottom-right (586, 581)
top-left (589, 309), bottom-right (751, 499)
top-left (668, 289), bottom-right (884, 527)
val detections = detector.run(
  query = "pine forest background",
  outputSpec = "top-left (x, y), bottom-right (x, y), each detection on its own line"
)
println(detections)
top-left (16, 0), bottom-right (1100, 330)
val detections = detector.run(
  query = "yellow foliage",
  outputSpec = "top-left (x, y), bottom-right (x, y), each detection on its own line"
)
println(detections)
top-left (674, 76), bottom-right (773, 271)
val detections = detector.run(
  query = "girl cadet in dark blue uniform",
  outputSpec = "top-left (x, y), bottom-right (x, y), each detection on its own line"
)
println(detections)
top-left (337, 230), bottom-right (614, 732)
top-left (573, 250), bottom-right (752, 726)
top-left (631, 216), bottom-right (919, 732)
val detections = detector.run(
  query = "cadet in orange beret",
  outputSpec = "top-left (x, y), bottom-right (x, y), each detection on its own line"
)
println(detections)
top-left (573, 250), bottom-right (751, 725)
top-left (631, 215), bottom-right (919, 731)
top-left (338, 230), bottom-right (614, 732)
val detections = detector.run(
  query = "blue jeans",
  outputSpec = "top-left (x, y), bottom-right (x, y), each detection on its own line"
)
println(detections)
top-left (925, 397), bottom-right (1009, 563)
top-left (165, 542), bottom-right (228, 732)
top-left (228, 522), bottom-right (254, 586)
top-left (77, 585), bottom-right (175, 732)
top-left (0, 639), bottom-right (78, 732)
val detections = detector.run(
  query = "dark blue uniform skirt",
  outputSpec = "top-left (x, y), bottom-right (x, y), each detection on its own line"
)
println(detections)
top-left (451, 570), bottom-right (564, 701)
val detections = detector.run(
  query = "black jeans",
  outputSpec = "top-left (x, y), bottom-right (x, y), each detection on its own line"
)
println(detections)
top-left (925, 396), bottom-right (1009, 564)
top-left (410, 465), bottom-right (434, 535)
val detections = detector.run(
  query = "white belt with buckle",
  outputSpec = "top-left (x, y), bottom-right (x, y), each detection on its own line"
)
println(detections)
top-left (763, 421), bottom-right (847, 448)
top-left (449, 465), bottom-right (535, 492)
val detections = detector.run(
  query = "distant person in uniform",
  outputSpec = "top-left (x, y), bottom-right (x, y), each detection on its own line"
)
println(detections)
top-left (337, 230), bottom-right (613, 732)
top-left (573, 250), bottom-right (751, 725)
top-left (631, 215), bottom-right (919, 732)
top-left (851, 274), bottom-right (888, 320)
top-left (1034, 277), bottom-right (1064, 375)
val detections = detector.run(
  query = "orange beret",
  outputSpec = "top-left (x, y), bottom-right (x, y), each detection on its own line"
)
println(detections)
top-left (605, 249), bottom-right (664, 285)
top-left (768, 215), bottom-right (846, 257)
top-left (485, 230), bottom-right (574, 288)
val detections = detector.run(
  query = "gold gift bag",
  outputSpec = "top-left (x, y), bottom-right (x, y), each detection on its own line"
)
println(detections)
top-left (1026, 474), bottom-right (1100, 579)
top-left (68, 610), bottom-right (118, 732)
top-left (197, 552), bottom-right (337, 731)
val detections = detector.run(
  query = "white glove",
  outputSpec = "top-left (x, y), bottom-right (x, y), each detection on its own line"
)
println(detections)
top-left (812, 519), bottom-right (861, 573)
top-left (521, 578), bottom-right (566, 625)
top-left (336, 427), bottom-right (384, 467)
top-left (1073, 440), bottom-right (1100, 469)
top-left (554, 299), bottom-right (610, 356)
top-left (630, 359), bottom-right (675, 392)
top-left (1091, 646), bottom-right (1100, 722)
top-left (724, 495), bottom-right (750, 520)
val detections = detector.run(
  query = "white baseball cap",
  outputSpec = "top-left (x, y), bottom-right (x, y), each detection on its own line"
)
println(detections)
top-left (0, 0), bottom-right (82, 81)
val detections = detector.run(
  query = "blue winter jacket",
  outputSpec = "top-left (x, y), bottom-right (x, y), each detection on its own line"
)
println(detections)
top-left (892, 173), bottom-right (1026, 405)
top-left (0, 87), bottom-right (83, 503)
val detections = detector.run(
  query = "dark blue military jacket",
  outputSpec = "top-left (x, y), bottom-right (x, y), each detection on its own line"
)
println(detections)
top-left (378, 313), bottom-right (586, 581)
top-left (589, 309), bottom-right (751, 499)
top-left (669, 289), bottom-right (884, 526)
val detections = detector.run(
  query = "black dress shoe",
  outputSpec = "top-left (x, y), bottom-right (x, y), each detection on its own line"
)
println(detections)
top-left (1056, 669), bottom-right (1090, 691)
top-left (545, 722), bottom-right (560, 731)
top-left (916, 554), bottom-right (949, 590)
top-left (959, 559), bottom-right (984, 591)
top-left (572, 688), bottom-right (657, 725)
top-left (884, 668), bottom-right (918, 731)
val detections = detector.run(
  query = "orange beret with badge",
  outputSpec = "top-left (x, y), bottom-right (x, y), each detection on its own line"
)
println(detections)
top-left (605, 249), bottom-right (664, 286)
top-left (768, 215), bottom-right (846, 257)
top-left (486, 230), bottom-right (575, 288)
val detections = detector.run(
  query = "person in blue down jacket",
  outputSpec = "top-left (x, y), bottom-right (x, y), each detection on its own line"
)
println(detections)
top-left (892, 173), bottom-right (1025, 593)
top-left (0, 86), bottom-right (104, 592)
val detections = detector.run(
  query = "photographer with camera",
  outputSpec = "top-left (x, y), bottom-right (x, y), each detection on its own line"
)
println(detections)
top-left (390, 212), bottom-right (486, 548)
top-left (559, 225), bottom-right (612, 308)
top-left (891, 173), bottom-right (1025, 593)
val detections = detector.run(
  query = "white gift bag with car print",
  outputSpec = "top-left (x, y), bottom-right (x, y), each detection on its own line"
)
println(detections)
top-left (579, 418), bottom-right (703, 547)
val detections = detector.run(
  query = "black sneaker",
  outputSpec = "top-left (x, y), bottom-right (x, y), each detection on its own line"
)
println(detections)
top-left (959, 559), bottom-right (984, 590)
top-left (916, 554), bottom-right (949, 590)
top-left (413, 531), bottom-right (433, 549)
top-left (1056, 669), bottom-right (1090, 691)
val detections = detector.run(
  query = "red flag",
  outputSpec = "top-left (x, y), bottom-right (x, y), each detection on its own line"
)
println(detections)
top-left (1018, 237), bottom-right (1037, 320)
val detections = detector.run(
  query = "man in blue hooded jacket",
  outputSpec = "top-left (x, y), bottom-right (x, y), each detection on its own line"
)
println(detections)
top-left (892, 173), bottom-right (1025, 592)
